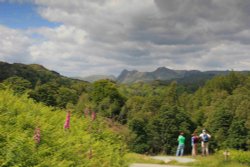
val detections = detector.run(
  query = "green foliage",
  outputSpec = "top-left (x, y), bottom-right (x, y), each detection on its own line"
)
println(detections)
top-left (90, 80), bottom-right (125, 120)
top-left (3, 76), bottom-right (32, 94)
top-left (1, 62), bottom-right (250, 158)
top-left (124, 82), bottom-right (195, 154)
top-left (0, 90), bottom-right (127, 167)
top-left (182, 72), bottom-right (250, 151)
top-left (163, 81), bottom-right (179, 106)
top-left (0, 62), bottom-right (61, 86)
top-left (206, 106), bottom-right (233, 149)
top-left (148, 106), bottom-right (194, 154)
top-left (230, 150), bottom-right (250, 165)
top-left (128, 115), bottom-right (149, 153)
top-left (190, 150), bottom-right (250, 167)
top-left (121, 72), bottom-right (250, 155)
top-left (56, 87), bottom-right (78, 108)
top-left (0, 62), bottom-right (88, 108)
top-left (29, 82), bottom-right (58, 106)
top-left (227, 119), bottom-right (248, 149)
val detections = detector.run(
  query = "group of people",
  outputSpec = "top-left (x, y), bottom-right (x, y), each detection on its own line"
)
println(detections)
top-left (176, 129), bottom-right (211, 156)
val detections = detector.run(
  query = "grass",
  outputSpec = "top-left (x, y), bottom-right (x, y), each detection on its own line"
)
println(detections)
top-left (186, 154), bottom-right (249, 167)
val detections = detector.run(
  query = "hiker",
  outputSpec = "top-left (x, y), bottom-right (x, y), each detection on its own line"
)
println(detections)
top-left (176, 132), bottom-right (185, 156)
top-left (199, 129), bottom-right (211, 156)
top-left (191, 132), bottom-right (199, 156)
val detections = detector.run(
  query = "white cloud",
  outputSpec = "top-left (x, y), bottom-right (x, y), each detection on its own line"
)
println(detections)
top-left (1, 0), bottom-right (250, 77)
top-left (0, 25), bottom-right (32, 63)
top-left (28, 25), bottom-right (124, 76)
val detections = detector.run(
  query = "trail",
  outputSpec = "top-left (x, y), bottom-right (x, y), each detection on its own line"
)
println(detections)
top-left (130, 156), bottom-right (195, 167)
top-left (130, 164), bottom-right (188, 167)
top-left (151, 156), bottom-right (195, 163)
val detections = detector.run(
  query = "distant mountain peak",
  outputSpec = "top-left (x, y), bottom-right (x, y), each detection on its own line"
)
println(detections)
top-left (121, 69), bottom-right (128, 73)
top-left (120, 69), bottom-right (138, 73)
top-left (116, 67), bottom-right (239, 84)
top-left (154, 67), bottom-right (173, 73)
top-left (155, 66), bottom-right (170, 71)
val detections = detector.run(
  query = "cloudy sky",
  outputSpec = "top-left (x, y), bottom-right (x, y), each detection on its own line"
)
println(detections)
top-left (0, 0), bottom-right (250, 77)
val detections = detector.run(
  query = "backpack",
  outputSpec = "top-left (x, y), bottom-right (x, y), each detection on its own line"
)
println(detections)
top-left (202, 134), bottom-right (209, 142)
top-left (193, 136), bottom-right (199, 143)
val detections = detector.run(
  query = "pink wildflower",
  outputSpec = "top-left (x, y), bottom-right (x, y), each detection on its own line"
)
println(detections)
top-left (91, 111), bottom-right (96, 121)
top-left (64, 111), bottom-right (70, 129)
top-left (33, 127), bottom-right (41, 144)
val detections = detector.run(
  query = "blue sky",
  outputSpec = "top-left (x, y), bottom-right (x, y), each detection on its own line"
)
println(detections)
top-left (0, 0), bottom-right (250, 77)
top-left (0, 1), bottom-right (59, 29)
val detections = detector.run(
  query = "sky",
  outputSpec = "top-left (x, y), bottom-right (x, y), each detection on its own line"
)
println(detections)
top-left (0, 0), bottom-right (250, 77)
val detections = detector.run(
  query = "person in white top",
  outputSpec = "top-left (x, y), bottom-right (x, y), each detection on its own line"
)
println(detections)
top-left (199, 129), bottom-right (211, 156)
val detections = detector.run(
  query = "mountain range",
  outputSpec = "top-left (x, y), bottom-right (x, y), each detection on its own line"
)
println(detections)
top-left (80, 66), bottom-right (250, 88)
top-left (0, 61), bottom-right (249, 85)
top-left (116, 67), bottom-right (234, 84)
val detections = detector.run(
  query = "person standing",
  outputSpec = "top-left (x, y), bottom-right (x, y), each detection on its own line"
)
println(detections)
top-left (199, 129), bottom-right (211, 156)
top-left (191, 132), bottom-right (199, 156)
top-left (176, 132), bottom-right (185, 156)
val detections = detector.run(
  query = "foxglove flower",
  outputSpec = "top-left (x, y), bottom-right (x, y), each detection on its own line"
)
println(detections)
top-left (64, 111), bottom-right (70, 129)
top-left (34, 127), bottom-right (41, 144)
top-left (91, 111), bottom-right (96, 121)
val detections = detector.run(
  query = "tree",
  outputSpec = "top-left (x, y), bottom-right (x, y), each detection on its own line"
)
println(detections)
top-left (3, 76), bottom-right (32, 94)
top-left (227, 119), bottom-right (248, 150)
top-left (163, 81), bottom-right (178, 106)
top-left (29, 82), bottom-right (58, 106)
top-left (128, 114), bottom-right (149, 153)
top-left (148, 105), bottom-right (194, 154)
top-left (90, 80), bottom-right (125, 120)
top-left (56, 87), bottom-right (78, 108)
top-left (205, 106), bottom-right (233, 149)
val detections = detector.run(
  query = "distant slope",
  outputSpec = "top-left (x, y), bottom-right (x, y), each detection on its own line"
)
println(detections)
top-left (117, 67), bottom-right (248, 84)
top-left (78, 75), bottom-right (116, 82)
top-left (0, 61), bottom-right (87, 86)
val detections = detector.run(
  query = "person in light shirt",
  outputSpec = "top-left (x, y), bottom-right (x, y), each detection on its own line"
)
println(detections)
top-left (199, 129), bottom-right (211, 156)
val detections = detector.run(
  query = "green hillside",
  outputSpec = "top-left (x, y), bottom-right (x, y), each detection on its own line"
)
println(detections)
top-left (0, 62), bottom-right (60, 85)
top-left (0, 89), bottom-right (127, 167)
top-left (0, 62), bottom-right (89, 108)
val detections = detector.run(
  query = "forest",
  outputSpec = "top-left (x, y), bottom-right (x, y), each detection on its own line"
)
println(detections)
top-left (0, 63), bottom-right (250, 166)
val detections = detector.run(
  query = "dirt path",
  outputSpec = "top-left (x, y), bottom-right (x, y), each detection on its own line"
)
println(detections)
top-left (130, 156), bottom-right (195, 167)
top-left (130, 164), bottom-right (188, 167)
top-left (151, 156), bottom-right (195, 163)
